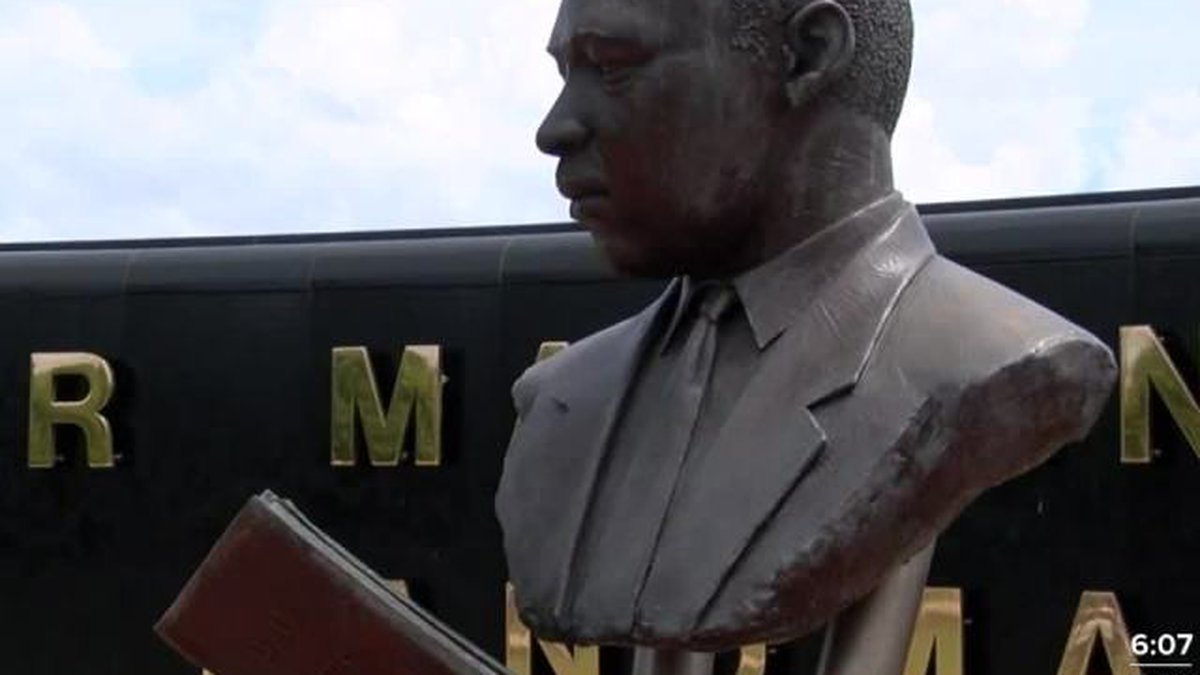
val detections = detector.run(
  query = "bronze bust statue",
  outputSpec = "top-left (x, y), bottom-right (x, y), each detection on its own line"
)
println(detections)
top-left (496, 0), bottom-right (1116, 670)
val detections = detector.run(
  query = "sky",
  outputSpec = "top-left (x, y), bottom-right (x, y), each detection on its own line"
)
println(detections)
top-left (0, 0), bottom-right (1197, 242)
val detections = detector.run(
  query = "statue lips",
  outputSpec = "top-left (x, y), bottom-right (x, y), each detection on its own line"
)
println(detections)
top-left (558, 175), bottom-right (616, 224)
top-left (569, 195), bottom-right (616, 223)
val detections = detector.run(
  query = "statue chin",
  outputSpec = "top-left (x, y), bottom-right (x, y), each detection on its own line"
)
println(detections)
top-left (589, 229), bottom-right (678, 281)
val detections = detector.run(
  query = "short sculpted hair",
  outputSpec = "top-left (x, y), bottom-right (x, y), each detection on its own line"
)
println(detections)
top-left (731, 0), bottom-right (914, 136)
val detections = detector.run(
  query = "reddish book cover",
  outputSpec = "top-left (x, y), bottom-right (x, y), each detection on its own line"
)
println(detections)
top-left (156, 491), bottom-right (509, 675)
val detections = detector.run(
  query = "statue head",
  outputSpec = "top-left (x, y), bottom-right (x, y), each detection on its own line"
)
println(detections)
top-left (536, 0), bottom-right (914, 278)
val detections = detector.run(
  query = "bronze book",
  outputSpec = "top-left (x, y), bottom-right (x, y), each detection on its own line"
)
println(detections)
top-left (155, 491), bottom-right (510, 675)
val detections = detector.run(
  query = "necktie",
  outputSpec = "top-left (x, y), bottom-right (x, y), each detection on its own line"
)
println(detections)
top-left (632, 283), bottom-right (737, 616)
top-left (682, 283), bottom-right (737, 388)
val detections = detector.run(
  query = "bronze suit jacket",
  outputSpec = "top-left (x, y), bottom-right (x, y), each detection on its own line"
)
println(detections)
top-left (495, 204), bottom-right (1116, 649)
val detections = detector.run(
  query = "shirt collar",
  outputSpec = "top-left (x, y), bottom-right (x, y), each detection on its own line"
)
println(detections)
top-left (661, 191), bottom-right (910, 351)
top-left (658, 276), bottom-right (728, 354)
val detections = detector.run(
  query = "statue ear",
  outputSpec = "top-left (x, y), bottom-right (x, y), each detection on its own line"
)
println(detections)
top-left (781, 0), bottom-right (856, 108)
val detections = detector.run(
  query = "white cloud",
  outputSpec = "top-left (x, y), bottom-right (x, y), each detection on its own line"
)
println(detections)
top-left (892, 0), bottom-right (1095, 202)
top-left (243, 0), bottom-right (560, 169)
top-left (0, 0), bottom-right (1196, 241)
top-left (916, 0), bottom-right (1089, 75)
top-left (0, 0), bottom-right (566, 241)
top-left (894, 92), bottom-right (1091, 202)
top-left (217, 0), bottom-right (563, 223)
top-left (1001, 0), bottom-right (1089, 67)
top-left (0, 2), bottom-right (124, 72)
top-left (1105, 89), bottom-right (1200, 190)
top-left (255, 2), bottom-right (443, 108)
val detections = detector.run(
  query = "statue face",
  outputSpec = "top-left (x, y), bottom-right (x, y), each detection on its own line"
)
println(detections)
top-left (537, 0), bottom-right (782, 278)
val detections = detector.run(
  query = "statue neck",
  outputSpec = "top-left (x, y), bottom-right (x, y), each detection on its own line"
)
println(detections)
top-left (734, 107), bottom-right (897, 272)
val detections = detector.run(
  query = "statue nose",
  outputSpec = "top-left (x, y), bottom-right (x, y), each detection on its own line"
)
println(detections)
top-left (536, 96), bottom-right (590, 157)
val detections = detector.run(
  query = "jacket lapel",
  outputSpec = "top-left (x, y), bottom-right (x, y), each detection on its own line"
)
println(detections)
top-left (499, 280), bottom-right (680, 627)
top-left (634, 207), bottom-right (936, 637)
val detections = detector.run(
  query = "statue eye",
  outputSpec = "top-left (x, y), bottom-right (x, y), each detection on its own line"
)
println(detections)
top-left (580, 38), bottom-right (648, 91)
top-left (599, 63), bottom-right (634, 90)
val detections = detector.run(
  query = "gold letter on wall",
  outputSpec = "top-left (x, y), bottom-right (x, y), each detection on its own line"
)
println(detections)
top-left (536, 342), bottom-right (568, 363)
top-left (736, 644), bottom-right (766, 675)
top-left (1056, 591), bottom-right (1140, 675)
top-left (1121, 326), bottom-right (1200, 463)
top-left (903, 588), bottom-right (963, 675)
top-left (506, 584), bottom-right (599, 675)
top-left (331, 346), bottom-right (444, 468)
top-left (28, 352), bottom-right (116, 469)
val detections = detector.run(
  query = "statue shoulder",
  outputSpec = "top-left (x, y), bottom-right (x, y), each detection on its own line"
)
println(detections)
top-left (874, 254), bottom-right (1118, 484)
top-left (877, 255), bottom-right (1114, 388)
top-left (510, 313), bottom-right (647, 416)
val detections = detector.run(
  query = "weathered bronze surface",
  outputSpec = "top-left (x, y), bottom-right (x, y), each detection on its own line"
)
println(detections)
top-left (496, 0), bottom-right (1116, 660)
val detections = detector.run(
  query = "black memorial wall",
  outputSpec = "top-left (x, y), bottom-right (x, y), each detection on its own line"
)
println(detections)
top-left (0, 188), bottom-right (1196, 675)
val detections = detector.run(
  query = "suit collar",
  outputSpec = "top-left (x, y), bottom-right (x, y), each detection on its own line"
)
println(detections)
top-left (735, 192), bottom-right (910, 349)
top-left (553, 196), bottom-right (933, 412)
top-left (659, 192), bottom-right (909, 352)
top-left (505, 205), bottom-right (937, 640)
top-left (633, 204), bottom-right (936, 637)
top-left (781, 199), bottom-right (934, 408)
top-left (545, 279), bottom-right (679, 410)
